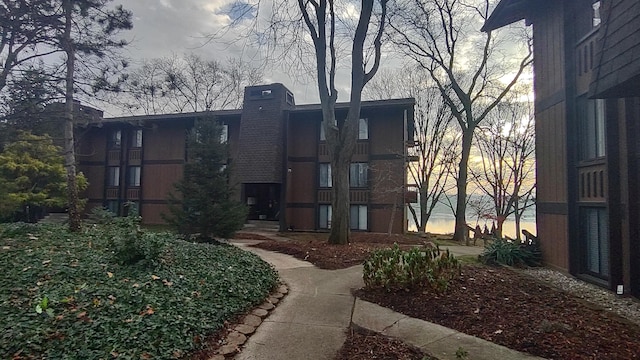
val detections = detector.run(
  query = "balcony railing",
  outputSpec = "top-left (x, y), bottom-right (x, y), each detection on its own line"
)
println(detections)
top-left (576, 29), bottom-right (599, 94)
top-left (578, 163), bottom-right (606, 203)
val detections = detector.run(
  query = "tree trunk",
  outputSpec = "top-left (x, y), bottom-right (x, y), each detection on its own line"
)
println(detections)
top-left (63, 0), bottom-right (81, 232)
top-left (453, 129), bottom-right (473, 243)
top-left (419, 187), bottom-right (428, 232)
top-left (328, 150), bottom-right (351, 244)
top-left (514, 201), bottom-right (522, 242)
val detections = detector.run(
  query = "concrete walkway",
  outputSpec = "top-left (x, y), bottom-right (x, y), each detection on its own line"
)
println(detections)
top-left (232, 240), bottom-right (544, 360)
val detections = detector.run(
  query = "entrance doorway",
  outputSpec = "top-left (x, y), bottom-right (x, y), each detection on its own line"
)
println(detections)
top-left (244, 183), bottom-right (281, 221)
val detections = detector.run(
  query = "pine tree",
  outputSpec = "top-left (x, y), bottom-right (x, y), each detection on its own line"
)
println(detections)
top-left (165, 117), bottom-right (247, 241)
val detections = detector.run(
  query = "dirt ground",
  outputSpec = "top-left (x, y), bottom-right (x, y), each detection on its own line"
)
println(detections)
top-left (248, 231), bottom-right (640, 360)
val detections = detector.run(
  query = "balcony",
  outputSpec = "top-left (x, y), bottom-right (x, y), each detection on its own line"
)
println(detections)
top-left (106, 187), bottom-right (119, 199)
top-left (317, 189), bottom-right (369, 204)
top-left (127, 188), bottom-right (140, 200)
top-left (107, 150), bottom-right (121, 165)
top-left (578, 163), bottom-right (606, 203)
top-left (128, 148), bottom-right (142, 163)
top-left (576, 29), bottom-right (598, 95)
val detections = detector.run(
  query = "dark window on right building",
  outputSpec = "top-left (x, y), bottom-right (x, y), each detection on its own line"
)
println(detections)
top-left (580, 207), bottom-right (609, 278)
top-left (577, 97), bottom-right (606, 161)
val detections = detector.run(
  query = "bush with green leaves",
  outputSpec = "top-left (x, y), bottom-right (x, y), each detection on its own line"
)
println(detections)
top-left (363, 244), bottom-right (460, 292)
top-left (0, 222), bottom-right (278, 359)
top-left (479, 238), bottom-right (542, 267)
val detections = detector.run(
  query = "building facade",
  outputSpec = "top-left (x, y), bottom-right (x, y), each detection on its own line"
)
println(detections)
top-left (77, 84), bottom-right (416, 234)
top-left (484, 0), bottom-right (640, 296)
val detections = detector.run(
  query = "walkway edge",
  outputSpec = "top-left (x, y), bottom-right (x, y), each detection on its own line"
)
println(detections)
top-left (352, 299), bottom-right (547, 360)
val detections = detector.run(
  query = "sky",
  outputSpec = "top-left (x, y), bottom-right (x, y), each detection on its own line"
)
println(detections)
top-left (104, 0), bottom-right (329, 116)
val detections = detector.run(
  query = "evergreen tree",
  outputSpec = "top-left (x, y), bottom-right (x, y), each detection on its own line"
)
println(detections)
top-left (165, 118), bottom-right (247, 241)
top-left (0, 131), bottom-right (87, 222)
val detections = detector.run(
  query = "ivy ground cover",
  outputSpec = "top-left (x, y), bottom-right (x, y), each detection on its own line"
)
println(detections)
top-left (0, 223), bottom-right (278, 359)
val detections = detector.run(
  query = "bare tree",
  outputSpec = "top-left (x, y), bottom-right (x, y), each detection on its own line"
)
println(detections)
top-left (388, 0), bottom-right (532, 242)
top-left (114, 54), bottom-right (262, 115)
top-left (0, 0), bottom-right (59, 93)
top-left (224, 0), bottom-right (389, 244)
top-left (59, 0), bottom-right (132, 231)
top-left (364, 67), bottom-right (457, 233)
top-left (471, 92), bottom-right (535, 239)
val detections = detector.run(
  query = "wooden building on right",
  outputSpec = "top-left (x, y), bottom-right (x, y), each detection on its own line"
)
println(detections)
top-left (483, 0), bottom-right (640, 296)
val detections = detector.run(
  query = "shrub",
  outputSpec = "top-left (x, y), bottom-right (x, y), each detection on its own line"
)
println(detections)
top-left (363, 244), bottom-right (460, 292)
top-left (479, 238), bottom-right (542, 267)
top-left (95, 212), bottom-right (166, 266)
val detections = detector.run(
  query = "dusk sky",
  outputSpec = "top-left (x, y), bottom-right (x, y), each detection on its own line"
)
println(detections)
top-left (105, 0), bottom-right (345, 116)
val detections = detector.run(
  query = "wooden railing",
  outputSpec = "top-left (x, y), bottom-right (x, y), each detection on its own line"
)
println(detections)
top-left (106, 188), bottom-right (119, 199)
top-left (317, 189), bottom-right (369, 204)
top-left (576, 29), bottom-right (599, 94)
top-left (128, 148), bottom-right (142, 162)
top-left (107, 150), bottom-right (120, 165)
top-left (578, 163), bottom-right (606, 202)
top-left (127, 188), bottom-right (140, 200)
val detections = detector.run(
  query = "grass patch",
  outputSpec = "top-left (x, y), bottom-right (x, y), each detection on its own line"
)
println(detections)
top-left (0, 222), bottom-right (278, 359)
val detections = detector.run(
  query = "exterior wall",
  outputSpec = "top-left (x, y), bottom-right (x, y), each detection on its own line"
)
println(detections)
top-left (285, 114), bottom-right (319, 230)
top-left (77, 86), bottom-right (414, 235)
top-left (532, 2), bottom-right (571, 272)
top-left (77, 128), bottom-right (107, 213)
top-left (591, 0), bottom-right (640, 97)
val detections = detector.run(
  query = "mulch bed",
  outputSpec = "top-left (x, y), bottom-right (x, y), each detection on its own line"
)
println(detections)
top-left (335, 326), bottom-right (434, 360)
top-left (248, 234), bottom-right (640, 359)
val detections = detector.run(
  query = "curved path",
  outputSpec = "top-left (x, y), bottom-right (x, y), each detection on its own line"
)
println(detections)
top-left (232, 239), bottom-right (544, 360)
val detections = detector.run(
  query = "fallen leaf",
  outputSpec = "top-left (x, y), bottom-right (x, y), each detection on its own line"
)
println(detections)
top-left (107, 272), bottom-right (114, 278)
top-left (474, 308), bottom-right (480, 314)
top-left (132, 283), bottom-right (139, 288)
top-left (151, 275), bottom-right (160, 280)
top-left (42, 260), bottom-right (51, 265)
top-left (76, 312), bottom-right (87, 318)
top-left (494, 329), bottom-right (503, 334)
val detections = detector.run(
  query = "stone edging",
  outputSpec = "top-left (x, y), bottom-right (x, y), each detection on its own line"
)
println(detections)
top-left (208, 283), bottom-right (289, 359)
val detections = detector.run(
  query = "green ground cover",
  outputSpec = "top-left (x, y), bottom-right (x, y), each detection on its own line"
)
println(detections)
top-left (0, 222), bottom-right (278, 359)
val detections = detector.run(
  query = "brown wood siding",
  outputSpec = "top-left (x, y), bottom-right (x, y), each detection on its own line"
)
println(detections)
top-left (370, 206), bottom-right (404, 234)
top-left (142, 125), bottom-right (186, 161)
top-left (591, 0), bottom-right (640, 97)
top-left (81, 165), bottom-right (105, 200)
top-left (77, 129), bottom-right (106, 163)
top-left (141, 164), bottom-right (183, 200)
top-left (288, 117), bottom-right (318, 158)
top-left (287, 162), bottom-right (316, 204)
top-left (532, 3), bottom-right (570, 272)
top-left (285, 207), bottom-right (315, 230)
top-left (141, 204), bottom-right (167, 224)
top-left (369, 112), bottom-right (403, 156)
top-left (537, 213), bottom-right (570, 271)
top-left (533, 4), bottom-right (566, 104)
top-left (535, 103), bottom-right (568, 204)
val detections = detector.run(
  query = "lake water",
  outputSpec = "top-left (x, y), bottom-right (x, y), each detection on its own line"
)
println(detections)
top-left (407, 205), bottom-right (537, 238)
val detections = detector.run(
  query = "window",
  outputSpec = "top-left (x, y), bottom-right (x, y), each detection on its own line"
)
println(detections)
top-left (320, 119), bottom-right (337, 141)
top-left (109, 130), bottom-right (121, 148)
top-left (358, 118), bottom-right (368, 140)
top-left (350, 205), bottom-right (368, 230)
top-left (107, 167), bottom-right (120, 187)
top-left (129, 166), bottom-right (141, 186)
top-left (581, 207), bottom-right (609, 278)
top-left (349, 163), bottom-right (368, 187)
top-left (319, 163), bottom-right (332, 188)
top-left (131, 129), bottom-right (143, 148)
top-left (578, 97), bottom-right (605, 161)
top-left (319, 205), bottom-right (332, 229)
top-left (220, 124), bottom-right (228, 143)
top-left (106, 200), bottom-right (119, 215)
